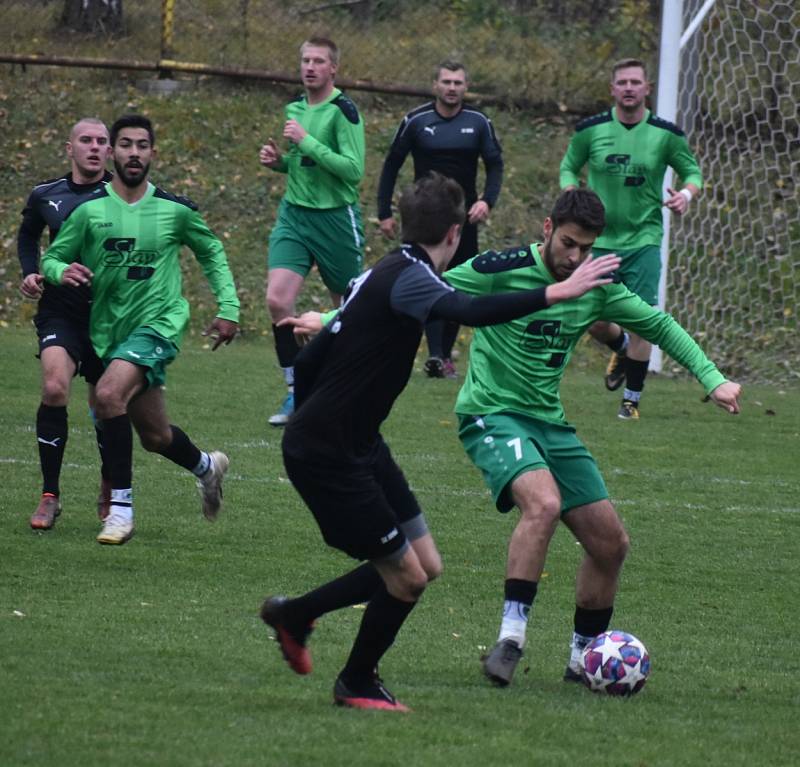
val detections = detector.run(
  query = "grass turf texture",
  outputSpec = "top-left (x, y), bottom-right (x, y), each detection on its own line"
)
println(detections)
top-left (1, 327), bottom-right (799, 767)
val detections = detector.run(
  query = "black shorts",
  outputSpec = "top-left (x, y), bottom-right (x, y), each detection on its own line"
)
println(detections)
top-left (447, 220), bottom-right (479, 270)
top-left (34, 311), bottom-right (104, 385)
top-left (282, 437), bottom-right (425, 562)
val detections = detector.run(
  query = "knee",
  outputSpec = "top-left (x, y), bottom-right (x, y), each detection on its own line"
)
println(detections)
top-left (614, 528), bottom-right (631, 564)
top-left (422, 553), bottom-right (443, 583)
top-left (597, 526), bottom-right (630, 570)
top-left (266, 282), bottom-right (294, 320)
top-left (93, 381), bottom-right (123, 419)
top-left (41, 376), bottom-right (70, 407)
top-left (404, 572), bottom-right (428, 601)
top-left (520, 493), bottom-right (561, 531)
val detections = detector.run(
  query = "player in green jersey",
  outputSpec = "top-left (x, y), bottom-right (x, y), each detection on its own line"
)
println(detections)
top-left (259, 37), bottom-right (366, 427)
top-left (444, 188), bottom-right (740, 688)
top-left (560, 58), bottom-right (703, 419)
top-left (41, 115), bottom-right (240, 546)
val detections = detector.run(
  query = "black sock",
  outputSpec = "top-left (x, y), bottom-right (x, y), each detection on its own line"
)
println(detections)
top-left (607, 329), bottom-right (627, 353)
top-left (504, 578), bottom-right (538, 605)
top-left (624, 358), bottom-right (649, 394)
top-left (94, 423), bottom-right (111, 481)
top-left (102, 414), bottom-right (133, 489)
top-left (441, 321), bottom-right (460, 359)
top-left (288, 564), bottom-right (382, 627)
top-left (574, 605), bottom-right (614, 637)
top-left (37, 404), bottom-right (68, 496)
top-left (424, 319), bottom-right (445, 358)
top-left (156, 425), bottom-right (202, 472)
top-left (340, 585), bottom-right (417, 684)
top-left (273, 323), bottom-right (300, 368)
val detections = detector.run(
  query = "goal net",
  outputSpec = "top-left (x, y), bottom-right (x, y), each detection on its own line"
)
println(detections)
top-left (665, 0), bottom-right (799, 383)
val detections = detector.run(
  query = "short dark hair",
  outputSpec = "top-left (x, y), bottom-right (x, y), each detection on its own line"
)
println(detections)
top-left (399, 172), bottom-right (465, 245)
top-left (435, 59), bottom-right (467, 81)
top-left (611, 58), bottom-right (647, 80)
top-left (110, 114), bottom-right (155, 147)
top-left (302, 37), bottom-right (339, 66)
top-left (549, 188), bottom-right (605, 235)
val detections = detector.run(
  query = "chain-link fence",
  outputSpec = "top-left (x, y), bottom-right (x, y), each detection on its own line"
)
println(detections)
top-left (669, 0), bottom-right (800, 382)
top-left (3, 0), bottom-right (661, 112)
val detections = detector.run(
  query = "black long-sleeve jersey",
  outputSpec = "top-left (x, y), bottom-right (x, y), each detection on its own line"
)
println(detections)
top-left (376, 102), bottom-right (503, 221)
top-left (18, 171), bottom-right (112, 323)
top-left (283, 243), bottom-right (547, 463)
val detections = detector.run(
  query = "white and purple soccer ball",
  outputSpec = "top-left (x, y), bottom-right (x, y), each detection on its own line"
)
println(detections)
top-left (580, 630), bottom-right (650, 696)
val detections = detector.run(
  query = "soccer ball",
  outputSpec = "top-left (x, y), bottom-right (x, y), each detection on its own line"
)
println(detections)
top-left (580, 630), bottom-right (650, 696)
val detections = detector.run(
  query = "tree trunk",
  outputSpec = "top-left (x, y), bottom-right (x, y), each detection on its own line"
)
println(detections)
top-left (61, 0), bottom-right (124, 34)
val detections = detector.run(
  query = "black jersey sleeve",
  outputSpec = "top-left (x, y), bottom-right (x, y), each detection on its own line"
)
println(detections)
top-left (480, 120), bottom-right (504, 208)
top-left (376, 117), bottom-right (414, 220)
top-left (430, 286), bottom-right (548, 326)
top-left (389, 261), bottom-right (454, 322)
top-left (18, 192), bottom-right (47, 276)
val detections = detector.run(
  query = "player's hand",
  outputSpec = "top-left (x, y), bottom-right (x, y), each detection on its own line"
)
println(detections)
top-left (278, 311), bottom-right (323, 344)
top-left (378, 217), bottom-right (398, 239)
top-left (467, 200), bottom-right (490, 224)
top-left (708, 381), bottom-right (742, 414)
top-left (203, 318), bottom-right (238, 350)
top-left (20, 273), bottom-right (44, 299)
top-left (60, 263), bottom-right (93, 287)
top-left (283, 120), bottom-right (307, 144)
top-left (545, 253), bottom-right (622, 304)
top-left (259, 139), bottom-right (282, 168)
top-left (664, 187), bottom-right (690, 214)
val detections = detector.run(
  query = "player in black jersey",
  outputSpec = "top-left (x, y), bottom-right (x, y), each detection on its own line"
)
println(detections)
top-left (18, 117), bottom-right (129, 530)
top-left (259, 173), bottom-right (619, 712)
top-left (377, 60), bottom-right (503, 379)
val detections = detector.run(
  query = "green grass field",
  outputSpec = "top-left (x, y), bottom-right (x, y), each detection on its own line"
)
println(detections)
top-left (2, 326), bottom-right (798, 767)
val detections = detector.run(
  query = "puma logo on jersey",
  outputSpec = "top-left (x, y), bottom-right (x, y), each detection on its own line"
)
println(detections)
top-left (37, 436), bottom-right (62, 447)
top-left (424, 126), bottom-right (436, 135)
top-left (48, 200), bottom-right (63, 212)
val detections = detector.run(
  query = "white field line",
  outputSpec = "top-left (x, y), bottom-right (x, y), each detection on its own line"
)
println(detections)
top-left (1, 456), bottom-right (798, 514)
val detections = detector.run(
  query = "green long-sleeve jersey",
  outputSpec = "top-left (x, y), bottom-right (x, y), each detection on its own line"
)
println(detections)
top-left (445, 244), bottom-right (725, 425)
top-left (559, 108), bottom-right (703, 250)
top-left (271, 88), bottom-right (365, 209)
top-left (41, 182), bottom-right (239, 360)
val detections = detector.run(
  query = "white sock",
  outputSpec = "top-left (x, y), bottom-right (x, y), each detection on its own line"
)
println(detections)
top-left (282, 366), bottom-right (295, 387)
top-left (569, 631), bottom-right (595, 669)
top-left (623, 388), bottom-right (642, 403)
top-left (193, 451), bottom-right (211, 477)
top-left (498, 600), bottom-right (530, 648)
top-left (109, 488), bottom-right (133, 522)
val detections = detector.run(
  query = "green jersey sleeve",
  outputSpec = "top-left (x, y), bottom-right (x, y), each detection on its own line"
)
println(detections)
top-left (667, 132), bottom-right (703, 189)
top-left (181, 207), bottom-right (240, 323)
top-left (599, 286), bottom-right (725, 394)
top-left (559, 130), bottom-right (590, 188)
top-left (298, 113), bottom-right (364, 185)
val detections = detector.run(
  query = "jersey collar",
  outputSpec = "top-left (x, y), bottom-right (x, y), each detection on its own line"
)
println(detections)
top-left (611, 106), bottom-right (650, 129)
top-left (107, 181), bottom-right (155, 207)
top-left (400, 242), bottom-right (435, 268)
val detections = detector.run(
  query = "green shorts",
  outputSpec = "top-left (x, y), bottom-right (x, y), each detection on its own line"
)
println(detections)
top-left (105, 328), bottom-right (178, 388)
top-left (457, 411), bottom-right (609, 514)
top-left (594, 245), bottom-right (661, 305)
top-left (268, 199), bottom-right (364, 295)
